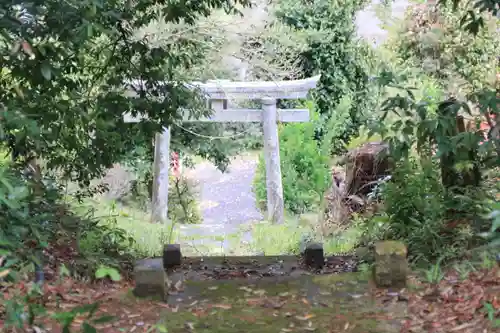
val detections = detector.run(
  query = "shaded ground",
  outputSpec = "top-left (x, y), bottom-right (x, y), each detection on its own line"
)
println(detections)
top-left (159, 273), bottom-right (406, 333)
top-left (2, 264), bottom-right (499, 332)
top-left (167, 255), bottom-right (359, 281)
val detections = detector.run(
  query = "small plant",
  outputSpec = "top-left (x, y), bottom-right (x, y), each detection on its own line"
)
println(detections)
top-left (424, 258), bottom-right (445, 284)
top-left (168, 175), bottom-right (202, 225)
top-left (453, 261), bottom-right (476, 281)
top-left (479, 252), bottom-right (497, 270)
top-left (483, 302), bottom-right (500, 328)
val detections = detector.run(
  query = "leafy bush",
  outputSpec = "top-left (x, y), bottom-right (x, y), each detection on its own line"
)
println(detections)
top-left (76, 213), bottom-right (137, 277)
top-left (373, 158), bottom-right (477, 263)
top-left (253, 105), bottom-right (331, 214)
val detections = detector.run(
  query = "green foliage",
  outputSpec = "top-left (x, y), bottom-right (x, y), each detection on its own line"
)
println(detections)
top-left (387, 1), bottom-right (499, 97)
top-left (480, 201), bottom-right (500, 248)
top-left (484, 301), bottom-right (500, 328)
top-left (0, 0), bottom-right (250, 186)
top-left (254, 105), bottom-right (331, 214)
top-left (0, 163), bottom-right (130, 329)
top-left (76, 212), bottom-right (137, 276)
top-left (423, 257), bottom-right (445, 284)
top-left (248, 221), bottom-right (308, 255)
top-left (438, 0), bottom-right (500, 35)
top-left (373, 158), bottom-right (477, 263)
top-left (366, 0), bottom-right (499, 267)
top-left (168, 175), bottom-right (202, 225)
top-left (274, 0), bottom-right (379, 154)
top-left (114, 144), bottom-right (199, 225)
top-left (74, 198), bottom-right (179, 257)
top-left (345, 126), bottom-right (383, 151)
top-left (0, 166), bottom-right (60, 268)
top-left (95, 265), bottom-right (121, 281)
top-left (319, 95), bottom-right (355, 155)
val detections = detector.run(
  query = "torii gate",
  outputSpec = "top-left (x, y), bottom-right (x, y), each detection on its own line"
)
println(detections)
top-left (124, 76), bottom-right (321, 225)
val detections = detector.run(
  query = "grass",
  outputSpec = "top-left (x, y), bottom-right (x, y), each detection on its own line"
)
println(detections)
top-left (70, 197), bottom-right (178, 257)
top-left (67, 193), bottom-right (365, 259)
top-left (231, 212), bottom-right (364, 256)
top-left (323, 226), bottom-right (364, 254)
top-left (245, 221), bottom-right (307, 255)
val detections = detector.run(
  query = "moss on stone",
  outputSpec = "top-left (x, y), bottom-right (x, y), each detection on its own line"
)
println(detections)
top-left (373, 241), bottom-right (409, 288)
top-left (374, 241), bottom-right (407, 256)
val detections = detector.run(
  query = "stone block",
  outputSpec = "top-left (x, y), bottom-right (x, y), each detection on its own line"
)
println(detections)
top-left (163, 244), bottom-right (181, 269)
top-left (133, 258), bottom-right (166, 300)
top-left (304, 242), bottom-right (324, 269)
top-left (373, 241), bottom-right (408, 288)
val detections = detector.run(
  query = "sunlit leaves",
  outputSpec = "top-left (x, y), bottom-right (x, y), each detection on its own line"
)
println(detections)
top-left (439, 0), bottom-right (499, 34)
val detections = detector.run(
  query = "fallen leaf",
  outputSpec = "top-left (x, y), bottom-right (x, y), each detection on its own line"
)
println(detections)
top-left (246, 298), bottom-right (263, 306)
top-left (295, 314), bottom-right (315, 321)
top-left (235, 315), bottom-right (256, 323)
top-left (212, 304), bottom-right (232, 310)
top-left (128, 314), bottom-right (141, 319)
top-left (173, 280), bottom-right (183, 291)
top-left (156, 303), bottom-right (170, 308)
top-left (263, 299), bottom-right (286, 309)
top-left (253, 289), bottom-right (266, 296)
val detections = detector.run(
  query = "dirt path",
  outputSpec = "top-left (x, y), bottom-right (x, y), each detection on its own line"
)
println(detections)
top-left (181, 153), bottom-right (263, 252)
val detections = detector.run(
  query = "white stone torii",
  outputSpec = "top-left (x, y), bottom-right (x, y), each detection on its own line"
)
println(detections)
top-left (124, 75), bottom-right (320, 225)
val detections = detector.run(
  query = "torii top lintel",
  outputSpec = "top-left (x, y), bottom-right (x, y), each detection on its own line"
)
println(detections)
top-left (127, 75), bottom-right (321, 100)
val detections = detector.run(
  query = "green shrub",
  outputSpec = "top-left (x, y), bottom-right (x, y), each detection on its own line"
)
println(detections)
top-left (373, 158), bottom-right (475, 264)
top-left (76, 213), bottom-right (137, 276)
top-left (253, 105), bottom-right (331, 214)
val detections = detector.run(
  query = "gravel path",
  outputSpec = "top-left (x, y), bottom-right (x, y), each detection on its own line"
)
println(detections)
top-left (180, 153), bottom-right (263, 252)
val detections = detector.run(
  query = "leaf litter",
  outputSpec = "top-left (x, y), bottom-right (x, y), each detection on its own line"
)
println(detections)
top-left (1, 265), bottom-right (498, 332)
